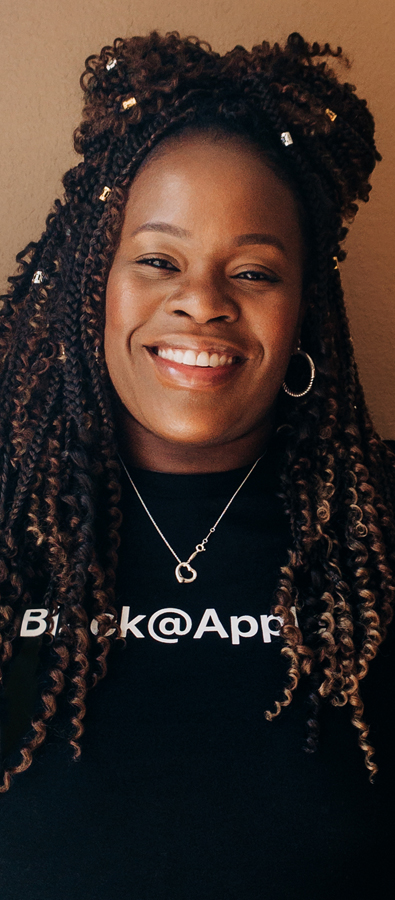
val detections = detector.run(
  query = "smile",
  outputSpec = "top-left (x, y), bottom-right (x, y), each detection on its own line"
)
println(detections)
top-left (145, 343), bottom-right (246, 389)
top-left (156, 348), bottom-right (235, 367)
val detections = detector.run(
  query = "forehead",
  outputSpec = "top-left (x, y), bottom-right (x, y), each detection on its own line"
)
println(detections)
top-left (122, 133), bottom-right (304, 252)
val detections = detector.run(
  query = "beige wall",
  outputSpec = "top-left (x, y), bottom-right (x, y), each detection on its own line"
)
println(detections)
top-left (2, 0), bottom-right (394, 437)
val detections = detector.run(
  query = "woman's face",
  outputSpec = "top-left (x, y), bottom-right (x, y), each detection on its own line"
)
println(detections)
top-left (105, 133), bottom-right (306, 471)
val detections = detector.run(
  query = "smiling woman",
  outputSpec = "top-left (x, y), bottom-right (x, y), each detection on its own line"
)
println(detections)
top-left (106, 134), bottom-right (305, 470)
top-left (0, 30), bottom-right (394, 900)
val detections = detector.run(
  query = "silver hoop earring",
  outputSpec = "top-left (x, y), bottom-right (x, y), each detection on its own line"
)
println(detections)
top-left (282, 344), bottom-right (315, 398)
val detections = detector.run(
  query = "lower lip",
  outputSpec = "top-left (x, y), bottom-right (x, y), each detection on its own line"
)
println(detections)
top-left (146, 349), bottom-right (244, 388)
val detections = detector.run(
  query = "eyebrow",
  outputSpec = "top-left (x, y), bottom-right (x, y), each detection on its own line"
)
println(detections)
top-left (130, 222), bottom-right (192, 239)
top-left (234, 233), bottom-right (286, 254)
top-left (130, 222), bottom-right (286, 254)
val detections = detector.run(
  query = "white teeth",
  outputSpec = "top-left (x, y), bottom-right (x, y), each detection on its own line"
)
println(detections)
top-left (183, 350), bottom-right (197, 366)
top-left (196, 351), bottom-right (210, 367)
top-left (157, 347), bottom-right (235, 367)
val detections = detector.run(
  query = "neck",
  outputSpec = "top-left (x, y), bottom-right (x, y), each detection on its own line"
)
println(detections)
top-left (116, 411), bottom-right (273, 474)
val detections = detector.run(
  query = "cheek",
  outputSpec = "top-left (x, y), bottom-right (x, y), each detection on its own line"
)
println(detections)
top-left (104, 268), bottom-right (148, 362)
top-left (105, 268), bottom-right (134, 332)
top-left (253, 303), bottom-right (302, 375)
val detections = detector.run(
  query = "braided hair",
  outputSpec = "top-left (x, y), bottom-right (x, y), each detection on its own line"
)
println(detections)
top-left (0, 31), bottom-right (394, 791)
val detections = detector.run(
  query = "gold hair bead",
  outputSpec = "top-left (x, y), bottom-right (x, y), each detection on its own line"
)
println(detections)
top-left (99, 185), bottom-right (112, 202)
top-left (32, 270), bottom-right (44, 284)
top-left (121, 95), bottom-right (137, 111)
top-left (58, 343), bottom-right (67, 362)
top-left (280, 131), bottom-right (293, 146)
top-left (106, 58), bottom-right (117, 71)
top-left (333, 256), bottom-right (339, 269)
top-left (325, 108), bottom-right (337, 122)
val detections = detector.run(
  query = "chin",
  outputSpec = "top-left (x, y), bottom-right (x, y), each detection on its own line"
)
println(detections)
top-left (149, 423), bottom-right (234, 448)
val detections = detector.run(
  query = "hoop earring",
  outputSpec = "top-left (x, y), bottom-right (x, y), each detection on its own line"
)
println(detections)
top-left (282, 343), bottom-right (315, 398)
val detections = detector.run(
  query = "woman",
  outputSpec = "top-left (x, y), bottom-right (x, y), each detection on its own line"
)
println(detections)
top-left (0, 30), bottom-right (394, 899)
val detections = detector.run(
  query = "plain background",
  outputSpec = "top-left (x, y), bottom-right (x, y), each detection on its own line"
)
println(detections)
top-left (1, 0), bottom-right (394, 438)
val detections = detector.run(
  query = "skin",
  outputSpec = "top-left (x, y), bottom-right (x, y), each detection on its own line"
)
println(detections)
top-left (105, 133), bottom-right (306, 473)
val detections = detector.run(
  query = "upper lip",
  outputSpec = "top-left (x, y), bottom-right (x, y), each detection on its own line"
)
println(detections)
top-left (146, 336), bottom-right (249, 360)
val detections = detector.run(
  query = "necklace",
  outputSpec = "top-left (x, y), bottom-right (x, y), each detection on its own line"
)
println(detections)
top-left (118, 453), bottom-right (264, 584)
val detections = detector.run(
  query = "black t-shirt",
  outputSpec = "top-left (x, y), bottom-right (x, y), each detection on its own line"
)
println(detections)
top-left (0, 449), bottom-right (394, 899)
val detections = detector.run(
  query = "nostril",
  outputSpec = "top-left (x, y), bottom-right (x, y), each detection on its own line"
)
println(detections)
top-left (167, 288), bottom-right (239, 324)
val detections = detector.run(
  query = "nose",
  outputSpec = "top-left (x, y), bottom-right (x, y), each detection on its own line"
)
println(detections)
top-left (165, 275), bottom-right (239, 324)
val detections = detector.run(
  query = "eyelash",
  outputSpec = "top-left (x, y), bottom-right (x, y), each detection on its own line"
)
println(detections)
top-left (234, 271), bottom-right (278, 283)
top-left (136, 256), bottom-right (278, 282)
top-left (136, 257), bottom-right (178, 270)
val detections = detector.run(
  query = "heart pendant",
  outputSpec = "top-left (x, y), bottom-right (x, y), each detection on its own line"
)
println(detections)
top-left (175, 562), bottom-right (198, 584)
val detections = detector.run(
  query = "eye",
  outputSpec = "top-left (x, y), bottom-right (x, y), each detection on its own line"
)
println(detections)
top-left (232, 270), bottom-right (279, 283)
top-left (136, 256), bottom-right (179, 271)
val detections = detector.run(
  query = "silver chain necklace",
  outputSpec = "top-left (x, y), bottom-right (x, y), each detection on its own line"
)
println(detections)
top-left (118, 452), bottom-right (264, 584)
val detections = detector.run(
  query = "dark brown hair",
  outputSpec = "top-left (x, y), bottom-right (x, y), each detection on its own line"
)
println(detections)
top-left (0, 31), bottom-right (394, 791)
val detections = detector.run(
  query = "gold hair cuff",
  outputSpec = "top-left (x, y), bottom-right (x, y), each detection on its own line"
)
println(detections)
top-left (99, 186), bottom-right (112, 202)
top-left (333, 256), bottom-right (339, 269)
top-left (325, 108), bottom-right (337, 122)
top-left (58, 343), bottom-right (67, 362)
top-left (32, 271), bottom-right (44, 284)
top-left (121, 96), bottom-right (137, 111)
